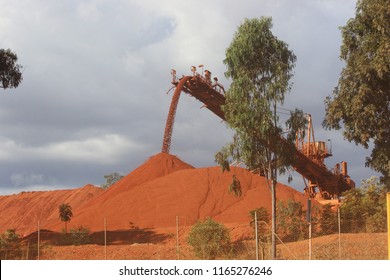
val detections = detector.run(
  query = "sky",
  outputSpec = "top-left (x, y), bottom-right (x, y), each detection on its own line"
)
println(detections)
top-left (0, 0), bottom-right (381, 195)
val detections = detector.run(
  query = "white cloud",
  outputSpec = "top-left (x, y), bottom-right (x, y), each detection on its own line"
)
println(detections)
top-left (42, 134), bottom-right (133, 162)
top-left (1, 183), bottom-right (70, 196)
top-left (11, 173), bottom-right (44, 187)
top-left (124, 52), bottom-right (146, 78)
top-left (76, 1), bottom-right (102, 22)
top-left (0, 134), bottom-right (141, 164)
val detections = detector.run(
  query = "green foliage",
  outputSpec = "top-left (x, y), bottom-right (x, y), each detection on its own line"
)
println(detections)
top-left (249, 207), bottom-right (271, 259)
top-left (0, 229), bottom-right (21, 259)
top-left (59, 203), bottom-right (73, 233)
top-left (323, 0), bottom-right (390, 182)
top-left (249, 207), bottom-right (270, 226)
top-left (0, 229), bottom-right (19, 244)
top-left (0, 49), bottom-right (23, 89)
top-left (69, 226), bottom-right (90, 246)
top-left (216, 17), bottom-right (305, 179)
top-left (60, 226), bottom-right (90, 246)
top-left (216, 17), bottom-right (306, 259)
top-left (319, 204), bottom-right (338, 235)
top-left (340, 188), bottom-right (365, 232)
top-left (215, 148), bottom-right (230, 172)
top-left (228, 174), bottom-right (242, 197)
top-left (340, 176), bottom-right (388, 232)
top-left (276, 199), bottom-right (307, 242)
top-left (59, 203), bottom-right (73, 223)
top-left (188, 217), bottom-right (231, 260)
top-left (101, 172), bottom-right (124, 190)
top-left (249, 207), bottom-right (271, 241)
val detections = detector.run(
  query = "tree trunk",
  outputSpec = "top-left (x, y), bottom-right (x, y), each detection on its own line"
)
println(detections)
top-left (271, 178), bottom-right (277, 259)
top-left (271, 100), bottom-right (278, 260)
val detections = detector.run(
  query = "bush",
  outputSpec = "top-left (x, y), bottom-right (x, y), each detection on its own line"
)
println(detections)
top-left (249, 207), bottom-right (270, 227)
top-left (61, 226), bottom-right (90, 246)
top-left (0, 229), bottom-right (21, 259)
top-left (188, 217), bottom-right (231, 260)
top-left (249, 207), bottom-right (271, 259)
top-left (69, 226), bottom-right (90, 246)
top-left (101, 172), bottom-right (123, 190)
top-left (340, 176), bottom-right (388, 233)
top-left (276, 199), bottom-right (307, 242)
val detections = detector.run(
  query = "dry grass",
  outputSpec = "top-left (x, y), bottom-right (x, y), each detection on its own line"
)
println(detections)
top-left (275, 232), bottom-right (388, 260)
top-left (35, 232), bottom-right (388, 260)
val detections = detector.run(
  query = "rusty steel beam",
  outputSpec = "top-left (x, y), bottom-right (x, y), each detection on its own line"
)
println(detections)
top-left (162, 71), bottom-right (355, 199)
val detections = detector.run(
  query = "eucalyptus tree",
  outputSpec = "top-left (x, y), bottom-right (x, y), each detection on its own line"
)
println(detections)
top-left (101, 172), bottom-right (123, 190)
top-left (215, 17), bottom-right (306, 259)
top-left (323, 0), bottom-right (390, 184)
top-left (0, 49), bottom-right (23, 90)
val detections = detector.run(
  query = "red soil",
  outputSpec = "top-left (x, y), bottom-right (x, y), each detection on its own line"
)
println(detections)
top-left (0, 153), bottom-right (308, 237)
top-left (0, 184), bottom-right (103, 236)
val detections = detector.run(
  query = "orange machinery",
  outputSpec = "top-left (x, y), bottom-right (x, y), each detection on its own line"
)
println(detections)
top-left (162, 67), bottom-right (355, 200)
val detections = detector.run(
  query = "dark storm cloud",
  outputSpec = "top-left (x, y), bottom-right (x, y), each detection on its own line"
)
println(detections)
top-left (0, 0), bottom-right (380, 195)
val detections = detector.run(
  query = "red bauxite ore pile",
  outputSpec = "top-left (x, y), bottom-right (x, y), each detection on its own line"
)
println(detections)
top-left (0, 184), bottom-right (103, 236)
top-left (0, 153), bottom-right (308, 237)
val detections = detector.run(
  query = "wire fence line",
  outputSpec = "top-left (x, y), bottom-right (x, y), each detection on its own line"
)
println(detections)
top-left (0, 215), bottom-right (387, 260)
top-left (253, 221), bottom-right (387, 260)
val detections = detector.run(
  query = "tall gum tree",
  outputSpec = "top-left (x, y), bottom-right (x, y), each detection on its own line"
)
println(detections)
top-left (323, 0), bottom-right (390, 185)
top-left (0, 49), bottom-right (23, 90)
top-left (215, 17), bottom-right (307, 259)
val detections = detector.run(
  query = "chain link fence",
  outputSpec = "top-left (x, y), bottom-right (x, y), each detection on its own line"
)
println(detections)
top-left (0, 215), bottom-right (388, 260)
top-left (247, 219), bottom-right (387, 260)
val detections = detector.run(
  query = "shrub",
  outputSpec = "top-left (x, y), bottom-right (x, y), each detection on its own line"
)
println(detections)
top-left (249, 207), bottom-right (271, 259)
top-left (101, 172), bottom-right (123, 190)
top-left (249, 207), bottom-right (270, 227)
top-left (69, 226), bottom-right (90, 246)
top-left (340, 176), bottom-right (388, 233)
top-left (188, 217), bottom-right (231, 260)
top-left (0, 229), bottom-right (21, 259)
top-left (277, 199), bottom-right (307, 242)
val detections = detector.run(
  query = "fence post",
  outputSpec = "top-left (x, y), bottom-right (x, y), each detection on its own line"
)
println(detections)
top-left (26, 240), bottom-right (30, 260)
top-left (255, 211), bottom-right (259, 260)
top-left (338, 207), bottom-right (341, 260)
top-left (387, 193), bottom-right (390, 260)
top-left (307, 198), bottom-right (312, 260)
top-left (308, 222), bottom-right (312, 260)
top-left (37, 220), bottom-right (40, 260)
top-left (104, 217), bottom-right (107, 260)
top-left (176, 216), bottom-right (180, 260)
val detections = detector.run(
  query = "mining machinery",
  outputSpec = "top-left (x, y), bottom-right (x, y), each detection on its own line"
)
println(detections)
top-left (162, 66), bottom-right (355, 201)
